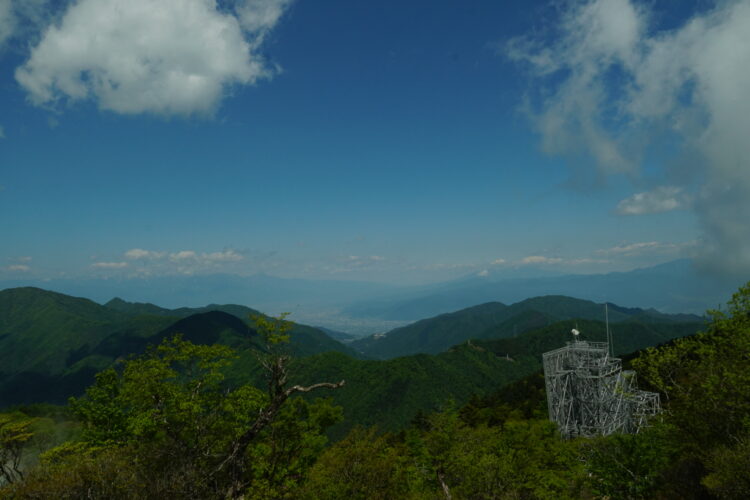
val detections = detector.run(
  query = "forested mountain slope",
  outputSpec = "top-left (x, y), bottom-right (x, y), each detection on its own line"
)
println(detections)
top-left (350, 294), bottom-right (703, 359)
top-left (0, 287), bottom-right (354, 406)
top-left (0, 287), bottom-right (702, 435)
top-left (260, 318), bottom-right (702, 436)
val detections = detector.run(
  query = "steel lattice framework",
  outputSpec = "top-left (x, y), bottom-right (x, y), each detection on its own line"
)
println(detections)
top-left (543, 337), bottom-right (661, 439)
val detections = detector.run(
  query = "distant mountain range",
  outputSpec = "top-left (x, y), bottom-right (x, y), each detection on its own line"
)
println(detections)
top-left (349, 295), bottom-right (704, 359)
top-left (343, 259), bottom-right (743, 321)
top-left (0, 286), bottom-right (708, 435)
top-left (0, 259), bottom-right (742, 336)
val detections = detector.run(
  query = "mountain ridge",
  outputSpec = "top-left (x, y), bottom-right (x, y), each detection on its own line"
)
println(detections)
top-left (0, 287), bottom-right (355, 406)
top-left (350, 294), bottom-right (704, 359)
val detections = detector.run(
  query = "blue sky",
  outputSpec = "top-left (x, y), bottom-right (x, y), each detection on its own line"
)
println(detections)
top-left (1, 0), bottom-right (747, 285)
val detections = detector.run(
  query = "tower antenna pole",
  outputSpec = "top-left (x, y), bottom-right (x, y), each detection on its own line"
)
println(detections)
top-left (605, 302), bottom-right (612, 356)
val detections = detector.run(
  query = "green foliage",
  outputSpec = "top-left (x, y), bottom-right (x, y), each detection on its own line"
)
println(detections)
top-left (631, 282), bottom-right (750, 497)
top-left (583, 421), bottom-right (679, 500)
top-left (302, 427), bottom-right (421, 500)
top-left (254, 312), bottom-right (293, 346)
top-left (417, 413), bottom-right (584, 499)
top-left (634, 283), bottom-right (750, 449)
top-left (0, 413), bottom-right (36, 484)
top-left (282, 345), bottom-right (537, 438)
top-left (243, 315), bottom-right (700, 437)
top-left (5, 333), bottom-right (341, 498)
top-left (702, 433), bottom-right (750, 499)
top-left (305, 412), bottom-right (584, 500)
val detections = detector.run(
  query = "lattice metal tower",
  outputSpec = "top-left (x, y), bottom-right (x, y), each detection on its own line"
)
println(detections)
top-left (542, 328), bottom-right (660, 439)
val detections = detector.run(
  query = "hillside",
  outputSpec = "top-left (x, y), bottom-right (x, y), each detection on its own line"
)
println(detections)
top-left (0, 287), bottom-right (703, 434)
top-left (0, 287), bottom-right (174, 376)
top-left (239, 317), bottom-right (702, 436)
top-left (350, 294), bottom-right (703, 359)
top-left (0, 287), bottom-right (355, 407)
top-left (104, 297), bottom-right (353, 358)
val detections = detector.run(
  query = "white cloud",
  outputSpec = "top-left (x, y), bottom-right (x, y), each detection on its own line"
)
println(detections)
top-left (596, 240), bottom-right (696, 257)
top-left (15, 0), bottom-right (292, 116)
top-left (567, 258), bottom-right (610, 265)
top-left (346, 255), bottom-right (385, 263)
top-left (0, 0), bottom-right (15, 49)
top-left (169, 250), bottom-right (198, 261)
top-left (507, 0), bottom-right (645, 176)
top-left (236, 0), bottom-right (292, 35)
top-left (125, 248), bottom-right (165, 259)
top-left (122, 247), bottom-right (244, 273)
top-left (477, 269), bottom-right (489, 277)
top-left (520, 255), bottom-right (563, 265)
top-left (203, 249), bottom-right (244, 263)
top-left (616, 186), bottom-right (689, 215)
top-left (7, 264), bottom-right (30, 272)
top-left (491, 258), bottom-right (506, 265)
top-left (507, 0), bottom-right (750, 274)
top-left (598, 241), bottom-right (660, 255)
top-left (91, 261), bottom-right (128, 269)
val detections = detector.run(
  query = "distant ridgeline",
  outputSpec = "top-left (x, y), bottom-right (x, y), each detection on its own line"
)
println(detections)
top-left (0, 287), bottom-right (704, 435)
top-left (349, 295), bottom-right (704, 359)
top-left (0, 287), bottom-right (356, 407)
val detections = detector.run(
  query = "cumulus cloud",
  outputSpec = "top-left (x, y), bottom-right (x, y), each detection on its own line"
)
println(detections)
top-left (520, 255), bottom-right (563, 265)
top-left (236, 0), bottom-right (292, 35)
top-left (491, 258), bottom-right (506, 265)
top-left (169, 250), bottom-right (198, 262)
top-left (506, 0), bottom-right (750, 274)
top-left (598, 241), bottom-right (660, 255)
top-left (507, 0), bottom-right (645, 176)
top-left (15, 0), bottom-right (292, 116)
top-left (0, 0), bottom-right (15, 49)
top-left (7, 264), bottom-right (30, 272)
top-left (595, 240), bottom-right (694, 257)
top-left (91, 261), bottom-right (128, 269)
top-left (616, 186), bottom-right (689, 215)
top-left (125, 248), bottom-right (165, 260)
top-left (347, 255), bottom-right (385, 263)
top-left (203, 250), bottom-right (244, 263)
top-left (567, 258), bottom-right (610, 265)
top-left (120, 247), bottom-right (245, 274)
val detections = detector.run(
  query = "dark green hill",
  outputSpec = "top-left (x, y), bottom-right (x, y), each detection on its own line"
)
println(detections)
top-left (0, 287), bottom-right (703, 434)
top-left (0, 288), bottom-right (356, 407)
top-left (234, 318), bottom-right (703, 437)
top-left (0, 287), bottom-right (174, 376)
top-left (474, 318), bottom-right (703, 361)
top-left (350, 295), bottom-right (703, 359)
top-left (105, 297), bottom-right (261, 321)
top-left (0, 288), bottom-right (177, 406)
top-left (104, 297), bottom-right (354, 358)
top-left (349, 302), bottom-right (511, 359)
top-left (104, 297), bottom-right (174, 316)
top-left (226, 341), bottom-right (538, 439)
